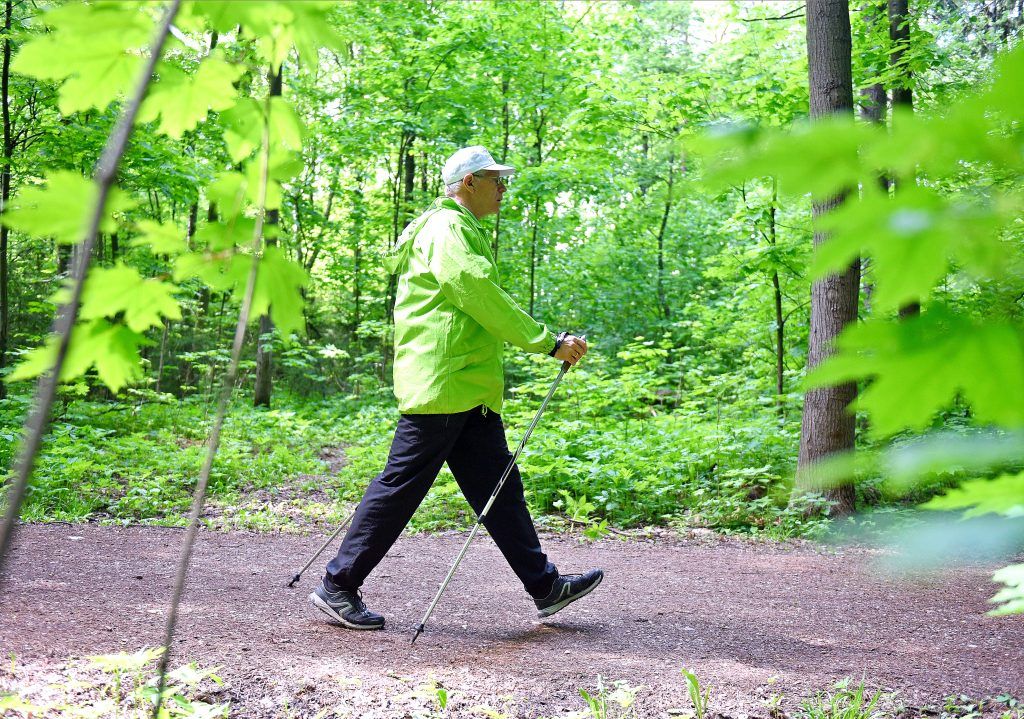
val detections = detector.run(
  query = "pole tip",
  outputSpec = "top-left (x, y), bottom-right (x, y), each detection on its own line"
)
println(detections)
top-left (411, 624), bottom-right (425, 645)
top-left (286, 574), bottom-right (301, 588)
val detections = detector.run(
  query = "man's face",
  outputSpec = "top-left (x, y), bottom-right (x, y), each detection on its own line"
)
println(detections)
top-left (469, 171), bottom-right (507, 218)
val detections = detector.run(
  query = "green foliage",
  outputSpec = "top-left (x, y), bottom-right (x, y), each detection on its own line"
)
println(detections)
top-left (2, 0), bottom-right (326, 394)
top-left (1, 646), bottom-right (227, 718)
top-left (138, 56), bottom-right (244, 139)
top-left (681, 668), bottom-right (710, 719)
top-left (796, 679), bottom-right (885, 719)
top-left (990, 564), bottom-right (1024, 616)
top-left (577, 676), bottom-right (641, 719)
top-left (699, 29), bottom-right (1024, 609)
top-left (805, 309), bottom-right (1024, 439)
top-left (4, 394), bottom-right (328, 524)
top-left (11, 2), bottom-right (151, 115)
top-left (922, 471), bottom-right (1024, 518)
top-left (2, 171), bottom-right (133, 244)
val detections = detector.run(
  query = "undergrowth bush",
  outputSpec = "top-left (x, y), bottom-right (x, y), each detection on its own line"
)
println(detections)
top-left (2, 339), bottom-right (830, 538)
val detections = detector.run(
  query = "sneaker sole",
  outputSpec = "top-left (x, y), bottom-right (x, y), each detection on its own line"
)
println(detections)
top-left (309, 592), bottom-right (385, 630)
top-left (537, 572), bottom-right (604, 618)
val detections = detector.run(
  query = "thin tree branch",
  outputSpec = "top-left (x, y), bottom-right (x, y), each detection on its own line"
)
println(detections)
top-left (742, 4), bottom-right (806, 21)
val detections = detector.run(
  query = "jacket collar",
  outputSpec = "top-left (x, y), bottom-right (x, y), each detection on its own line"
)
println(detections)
top-left (433, 196), bottom-right (484, 233)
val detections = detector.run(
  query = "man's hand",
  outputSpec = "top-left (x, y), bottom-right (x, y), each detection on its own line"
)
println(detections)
top-left (554, 334), bottom-right (588, 366)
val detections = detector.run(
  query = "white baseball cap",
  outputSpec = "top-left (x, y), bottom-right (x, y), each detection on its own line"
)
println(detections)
top-left (441, 146), bottom-right (515, 185)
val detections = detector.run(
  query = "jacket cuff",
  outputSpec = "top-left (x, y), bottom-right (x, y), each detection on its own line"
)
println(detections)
top-left (548, 331), bottom-right (567, 357)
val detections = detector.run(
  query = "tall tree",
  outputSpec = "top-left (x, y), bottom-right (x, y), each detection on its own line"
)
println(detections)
top-left (889, 0), bottom-right (920, 318)
top-left (254, 64), bottom-right (283, 408)
top-left (795, 0), bottom-right (859, 515)
top-left (0, 0), bottom-right (12, 400)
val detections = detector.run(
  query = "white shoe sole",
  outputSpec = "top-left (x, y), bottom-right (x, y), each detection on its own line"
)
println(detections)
top-left (537, 572), bottom-right (604, 618)
top-left (309, 592), bottom-right (385, 630)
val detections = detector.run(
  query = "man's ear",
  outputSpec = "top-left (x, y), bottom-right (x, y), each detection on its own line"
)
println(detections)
top-left (463, 173), bottom-right (475, 191)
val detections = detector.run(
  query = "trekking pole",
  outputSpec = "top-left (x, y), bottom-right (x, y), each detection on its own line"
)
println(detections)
top-left (411, 351), bottom-right (579, 644)
top-left (286, 508), bottom-right (357, 588)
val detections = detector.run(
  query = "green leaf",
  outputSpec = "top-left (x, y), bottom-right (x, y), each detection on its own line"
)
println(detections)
top-left (206, 172), bottom-right (248, 222)
top-left (131, 220), bottom-right (188, 254)
top-left (219, 99), bottom-right (263, 163)
top-left (251, 246), bottom-right (309, 336)
top-left (986, 43), bottom-right (1024, 118)
top-left (79, 264), bottom-right (181, 332)
top-left (809, 311), bottom-right (1024, 438)
top-left (6, 319), bottom-right (145, 392)
top-left (990, 563), bottom-right (1024, 616)
top-left (269, 97), bottom-right (304, 151)
top-left (11, 3), bottom-right (151, 114)
top-left (94, 323), bottom-right (146, 391)
top-left (173, 250), bottom-right (240, 290)
top-left (138, 57), bottom-right (244, 138)
top-left (191, 216), bottom-right (258, 254)
top-left (960, 323), bottom-right (1024, 427)
top-left (187, 1), bottom-right (253, 33)
top-left (244, 149), bottom-right (302, 210)
top-left (922, 472), bottom-right (1024, 518)
top-left (283, 2), bottom-right (346, 63)
top-left (188, 1), bottom-right (343, 65)
top-left (2, 171), bottom-right (134, 244)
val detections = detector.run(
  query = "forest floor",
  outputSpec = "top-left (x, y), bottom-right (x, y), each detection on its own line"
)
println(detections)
top-left (3, 519), bottom-right (1023, 718)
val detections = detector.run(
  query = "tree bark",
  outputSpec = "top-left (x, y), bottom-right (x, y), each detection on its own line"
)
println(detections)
top-left (889, 0), bottom-right (920, 319)
top-left (654, 151), bottom-right (675, 321)
top-left (350, 176), bottom-right (366, 349)
top-left (769, 179), bottom-right (785, 418)
top-left (795, 0), bottom-right (859, 515)
top-left (859, 77), bottom-right (887, 316)
top-left (0, 0), bottom-right (12, 400)
top-left (529, 198), bottom-right (539, 317)
top-left (493, 75), bottom-right (510, 264)
top-left (254, 64), bottom-right (282, 408)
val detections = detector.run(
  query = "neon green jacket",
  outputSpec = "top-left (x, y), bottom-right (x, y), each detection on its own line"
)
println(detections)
top-left (383, 197), bottom-right (555, 414)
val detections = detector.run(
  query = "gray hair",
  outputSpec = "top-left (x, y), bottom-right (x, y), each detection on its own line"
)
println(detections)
top-left (444, 179), bottom-right (463, 197)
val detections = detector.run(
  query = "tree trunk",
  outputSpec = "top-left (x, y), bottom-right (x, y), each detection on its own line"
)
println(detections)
top-left (350, 176), bottom-right (366, 350)
top-left (493, 75), bottom-right (510, 264)
top-left (156, 320), bottom-right (170, 392)
top-left (654, 151), bottom-right (674, 321)
top-left (0, 0), bottom-right (12, 401)
top-left (769, 179), bottom-right (785, 418)
top-left (795, 0), bottom-right (859, 516)
top-left (186, 201), bottom-right (198, 250)
top-left (529, 198), bottom-right (539, 316)
top-left (859, 78), bottom-right (887, 315)
top-left (889, 0), bottom-right (920, 319)
top-left (254, 64), bottom-right (282, 408)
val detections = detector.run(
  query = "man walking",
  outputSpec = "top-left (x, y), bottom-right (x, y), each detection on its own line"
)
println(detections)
top-left (310, 146), bottom-right (602, 630)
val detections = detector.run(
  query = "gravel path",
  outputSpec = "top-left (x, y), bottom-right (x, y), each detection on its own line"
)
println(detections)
top-left (1, 523), bottom-right (1022, 717)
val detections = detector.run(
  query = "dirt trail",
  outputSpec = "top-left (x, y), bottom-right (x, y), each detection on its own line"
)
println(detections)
top-left (2, 523), bottom-right (1022, 717)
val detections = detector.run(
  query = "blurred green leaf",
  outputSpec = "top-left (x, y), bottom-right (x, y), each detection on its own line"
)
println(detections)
top-left (11, 2), bottom-right (150, 114)
top-left (990, 563), bottom-right (1024, 616)
top-left (139, 57), bottom-right (243, 138)
top-left (79, 264), bottom-right (181, 333)
top-left (922, 472), bottom-right (1024, 519)
top-left (131, 220), bottom-right (188, 255)
top-left (2, 172), bottom-right (134, 244)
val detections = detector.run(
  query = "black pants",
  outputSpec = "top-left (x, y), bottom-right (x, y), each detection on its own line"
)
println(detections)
top-left (325, 406), bottom-right (558, 599)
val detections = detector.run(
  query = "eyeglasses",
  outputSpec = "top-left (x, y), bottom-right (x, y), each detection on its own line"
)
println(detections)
top-left (473, 173), bottom-right (509, 188)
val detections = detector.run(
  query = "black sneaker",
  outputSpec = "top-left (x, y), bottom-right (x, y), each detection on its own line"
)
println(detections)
top-left (535, 568), bottom-right (604, 618)
top-left (310, 581), bottom-right (385, 630)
